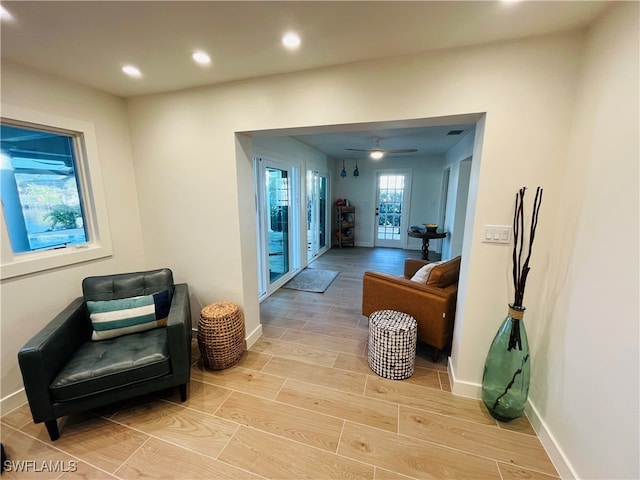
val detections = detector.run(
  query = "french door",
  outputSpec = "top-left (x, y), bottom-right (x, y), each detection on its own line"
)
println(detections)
top-left (255, 157), bottom-right (300, 299)
top-left (374, 169), bottom-right (412, 248)
top-left (306, 170), bottom-right (329, 262)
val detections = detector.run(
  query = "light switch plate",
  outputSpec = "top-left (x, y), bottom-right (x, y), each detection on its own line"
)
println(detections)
top-left (483, 225), bottom-right (511, 244)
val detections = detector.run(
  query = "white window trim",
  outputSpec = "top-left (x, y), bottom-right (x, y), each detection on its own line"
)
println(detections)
top-left (1, 104), bottom-right (113, 279)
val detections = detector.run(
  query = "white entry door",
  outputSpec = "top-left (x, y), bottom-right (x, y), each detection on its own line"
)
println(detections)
top-left (374, 170), bottom-right (412, 248)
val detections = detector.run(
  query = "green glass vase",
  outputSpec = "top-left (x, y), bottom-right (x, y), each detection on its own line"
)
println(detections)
top-left (481, 305), bottom-right (530, 422)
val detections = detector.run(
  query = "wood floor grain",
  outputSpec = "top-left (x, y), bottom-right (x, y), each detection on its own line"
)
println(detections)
top-left (115, 438), bottom-right (261, 480)
top-left (191, 361), bottom-right (285, 400)
top-left (398, 406), bottom-right (557, 475)
top-left (365, 376), bottom-right (496, 426)
top-left (111, 399), bottom-right (238, 459)
top-left (338, 421), bottom-right (501, 479)
top-left (20, 413), bottom-right (149, 473)
top-left (215, 391), bottom-right (343, 452)
top-left (218, 426), bottom-right (375, 479)
top-left (0, 425), bottom-right (78, 480)
top-left (2, 248), bottom-right (558, 480)
top-left (262, 356), bottom-right (367, 395)
top-left (250, 337), bottom-right (338, 367)
top-left (277, 379), bottom-right (398, 433)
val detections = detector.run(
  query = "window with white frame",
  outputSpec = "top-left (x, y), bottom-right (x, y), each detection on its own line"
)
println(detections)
top-left (1, 123), bottom-right (88, 252)
top-left (1, 105), bottom-right (112, 279)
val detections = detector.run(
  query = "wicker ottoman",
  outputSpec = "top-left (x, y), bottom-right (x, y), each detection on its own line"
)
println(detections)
top-left (198, 302), bottom-right (245, 370)
top-left (368, 309), bottom-right (417, 380)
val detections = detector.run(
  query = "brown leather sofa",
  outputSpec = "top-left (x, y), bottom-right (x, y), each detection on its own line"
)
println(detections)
top-left (362, 256), bottom-right (461, 361)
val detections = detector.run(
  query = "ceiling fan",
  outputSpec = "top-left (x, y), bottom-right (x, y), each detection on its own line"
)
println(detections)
top-left (345, 137), bottom-right (418, 159)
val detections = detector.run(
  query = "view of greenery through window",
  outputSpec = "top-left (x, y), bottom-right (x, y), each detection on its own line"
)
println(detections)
top-left (0, 123), bottom-right (87, 253)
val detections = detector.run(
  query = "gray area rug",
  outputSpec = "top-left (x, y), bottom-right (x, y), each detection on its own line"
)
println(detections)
top-left (283, 268), bottom-right (339, 293)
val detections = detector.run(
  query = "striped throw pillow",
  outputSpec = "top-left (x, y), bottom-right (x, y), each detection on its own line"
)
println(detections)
top-left (87, 290), bottom-right (170, 341)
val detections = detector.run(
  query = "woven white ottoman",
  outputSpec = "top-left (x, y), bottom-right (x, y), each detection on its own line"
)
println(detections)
top-left (368, 310), bottom-right (417, 380)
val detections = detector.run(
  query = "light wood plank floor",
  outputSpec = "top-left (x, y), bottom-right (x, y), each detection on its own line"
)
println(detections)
top-left (1, 247), bottom-right (559, 479)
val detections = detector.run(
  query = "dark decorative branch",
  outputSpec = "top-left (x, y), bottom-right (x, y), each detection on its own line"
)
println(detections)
top-left (491, 353), bottom-right (530, 411)
top-left (512, 187), bottom-right (543, 308)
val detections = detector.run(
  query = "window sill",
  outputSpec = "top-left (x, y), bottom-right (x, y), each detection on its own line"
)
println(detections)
top-left (1, 243), bottom-right (112, 280)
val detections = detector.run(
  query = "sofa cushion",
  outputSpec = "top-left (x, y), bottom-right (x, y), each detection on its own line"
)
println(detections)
top-left (426, 256), bottom-right (461, 288)
top-left (410, 261), bottom-right (443, 283)
top-left (49, 328), bottom-right (170, 402)
top-left (87, 289), bottom-right (170, 341)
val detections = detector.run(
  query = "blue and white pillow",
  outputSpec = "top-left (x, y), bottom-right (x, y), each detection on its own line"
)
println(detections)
top-left (87, 290), bottom-right (170, 341)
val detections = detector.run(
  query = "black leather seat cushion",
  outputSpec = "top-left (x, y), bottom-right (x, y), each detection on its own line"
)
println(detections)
top-left (50, 328), bottom-right (170, 402)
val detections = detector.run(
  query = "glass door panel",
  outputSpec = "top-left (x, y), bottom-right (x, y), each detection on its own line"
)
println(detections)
top-left (306, 170), bottom-right (329, 262)
top-left (374, 171), bottom-right (411, 248)
top-left (256, 157), bottom-right (300, 300)
top-left (266, 166), bottom-right (289, 284)
top-left (319, 175), bottom-right (327, 249)
top-left (307, 171), bottom-right (317, 261)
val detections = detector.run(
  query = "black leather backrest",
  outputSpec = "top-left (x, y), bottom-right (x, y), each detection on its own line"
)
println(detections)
top-left (82, 268), bottom-right (174, 301)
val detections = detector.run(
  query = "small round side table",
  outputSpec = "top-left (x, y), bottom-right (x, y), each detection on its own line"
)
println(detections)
top-left (197, 301), bottom-right (245, 370)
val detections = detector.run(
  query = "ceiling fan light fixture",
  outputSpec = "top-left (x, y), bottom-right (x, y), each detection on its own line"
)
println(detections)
top-left (370, 151), bottom-right (384, 160)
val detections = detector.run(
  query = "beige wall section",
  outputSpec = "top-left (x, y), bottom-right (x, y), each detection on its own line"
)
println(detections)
top-left (0, 62), bottom-right (146, 410)
top-left (127, 26), bottom-right (582, 409)
top-left (126, 25), bottom-right (639, 477)
top-left (530, 4), bottom-right (639, 479)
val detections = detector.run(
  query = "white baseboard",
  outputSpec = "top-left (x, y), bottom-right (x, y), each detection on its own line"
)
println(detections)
top-left (447, 357), bottom-right (482, 399)
top-left (245, 324), bottom-right (263, 349)
top-left (1, 388), bottom-right (27, 415)
top-left (448, 360), bottom-right (574, 479)
top-left (525, 400), bottom-right (577, 479)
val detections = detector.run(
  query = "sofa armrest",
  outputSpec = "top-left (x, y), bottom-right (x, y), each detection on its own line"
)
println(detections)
top-left (362, 271), bottom-right (457, 349)
top-left (166, 283), bottom-right (192, 382)
top-left (18, 297), bottom-right (89, 422)
top-left (403, 259), bottom-right (431, 278)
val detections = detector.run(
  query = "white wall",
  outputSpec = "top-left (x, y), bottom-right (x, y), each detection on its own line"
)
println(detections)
top-left (331, 155), bottom-right (444, 249)
top-left (442, 131), bottom-right (475, 259)
top-left (528, 4), bottom-right (639, 479)
top-left (129, 25), bottom-right (637, 476)
top-left (126, 30), bottom-right (591, 474)
top-left (0, 62), bottom-right (145, 412)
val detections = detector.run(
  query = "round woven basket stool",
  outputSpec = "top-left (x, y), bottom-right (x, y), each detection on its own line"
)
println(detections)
top-left (368, 309), bottom-right (417, 380)
top-left (198, 302), bottom-right (245, 370)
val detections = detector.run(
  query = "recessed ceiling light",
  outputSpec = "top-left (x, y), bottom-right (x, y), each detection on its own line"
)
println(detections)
top-left (122, 65), bottom-right (142, 78)
top-left (192, 50), bottom-right (211, 65)
top-left (282, 32), bottom-right (301, 50)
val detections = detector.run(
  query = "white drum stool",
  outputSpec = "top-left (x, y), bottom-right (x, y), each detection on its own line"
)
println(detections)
top-left (368, 309), bottom-right (417, 380)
